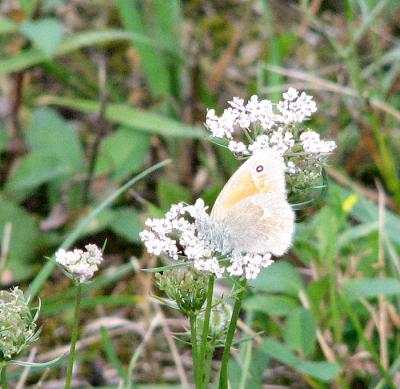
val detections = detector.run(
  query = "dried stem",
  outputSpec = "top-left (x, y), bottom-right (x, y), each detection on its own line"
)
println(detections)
top-left (82, 58), bottom-right (108, 205)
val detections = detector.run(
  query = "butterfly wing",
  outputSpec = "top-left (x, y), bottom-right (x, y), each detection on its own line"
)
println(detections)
top-left (218, 192), bottom-right (295, 256)
top-left (211, 151), bottom-right (287, 221)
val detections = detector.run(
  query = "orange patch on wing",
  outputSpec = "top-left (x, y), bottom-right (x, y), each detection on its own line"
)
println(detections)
top-left (222, 173), bottom-right (270, 209)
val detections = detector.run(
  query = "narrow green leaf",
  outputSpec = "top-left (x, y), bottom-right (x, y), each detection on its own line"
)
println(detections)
top-left (39, 95), bottom-right (205, 139)
top-left (100, 326), bottom-right (128, 381)
top-left (243, 295), bottom-right (299, 316)
top-left (343, 278), bottom-right (400, 300)
top-left (0, 29), bottom-right (177, 76)
top-left (262, 338), bottom-right (340, 382)
top-left (116, 0), bottom-right (171, 97)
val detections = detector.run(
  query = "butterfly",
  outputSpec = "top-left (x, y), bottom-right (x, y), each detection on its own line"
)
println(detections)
top-left (210, 150), bottom-right (295, 256)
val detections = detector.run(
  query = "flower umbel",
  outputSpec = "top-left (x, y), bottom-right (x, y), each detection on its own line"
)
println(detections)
top-left (205, 89), bottom-right (336, 195)
top-left (140, 199), bottom-right (275, 279)
top-left (0, 287), bottom-right (38, 361)
top-left (55, 244), bottom-right (103, 283)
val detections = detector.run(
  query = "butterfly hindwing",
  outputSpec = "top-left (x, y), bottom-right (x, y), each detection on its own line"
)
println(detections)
top-left (219, 193), bottom-right (295, 255)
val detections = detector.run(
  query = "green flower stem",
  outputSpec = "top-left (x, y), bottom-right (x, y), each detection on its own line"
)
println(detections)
top-left (218, 278), bottom-right (247, 389)
top-left (65, 282), bottom-right (82, 389)
top-left (202, 344), bottom-right (215, 389)
top-left (190, 313), bottom-right (201, 388)
top-left (199, 275), bottom-right (215, 387)
top-left (1, 366), bottom-right (7, 389)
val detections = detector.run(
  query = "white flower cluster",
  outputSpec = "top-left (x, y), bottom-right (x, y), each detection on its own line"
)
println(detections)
top-left (300, 130), bottom-right (336, 154)
top-left (140, 199), bottom-right (275, 279)
top-left (205, 88), bottom-right (336, 185)
top-left (55, 244), bottom-right (104, 283)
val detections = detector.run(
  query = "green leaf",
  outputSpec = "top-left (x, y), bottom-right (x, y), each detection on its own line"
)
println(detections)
top-left (284, 308), bottom-right (317, 357)
top-left (0, 195), bottom-right (41, 281)
top-left (109, 207), bottom-right (143, 243)
top-left (307, 278), bottom-right (328, 313)
top-left (18, 0), bottom-right (38, 16)
top-left (343, 278), bottom-right (400, 301)
top-left (243, 295), bottom-right (299, 316)
top-left (0, 17), bottom-right (18, 34)
top-left (39, 95), bottom-right (205, 139)
top-left (338, 221), bottom-right (378, 248)
top-left (333, 183), bottom-right (400, 246)
top-left (0, 29), bottom-right (176, 77)
top-left (20, 18), bottom-right (64, 57)
top-left (116, 0), bottom-right (172, 98)
top-left (27, 107), bottom-right (84, 173)
top-left (316, 207), bottom-right (339, 261)
top-left (0, 125), bottom-right (9, 152)
top-left (249, 261), bottom-right (304, 296)
top-left (5, 153), bottom-right (69, 198)
top-left (157, 179), bottom-right (191, 210)
top-left (262, 338), bottom-right (340, 382)
top-left (95, 127), bottom-right (150, 181)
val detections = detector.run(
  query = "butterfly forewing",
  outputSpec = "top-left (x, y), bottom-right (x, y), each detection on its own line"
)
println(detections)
top-left (211, 150), bottom-right (294, 255)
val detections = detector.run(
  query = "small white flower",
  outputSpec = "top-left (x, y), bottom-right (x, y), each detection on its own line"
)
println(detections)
top-left (228, 140), bottom-right (248, 155)
top-left (286, 161), bottom-right (297, 174)
top-left (300, 130), bottom-right (337, 155)
top-left (55, 244), bottom-right (104, 283)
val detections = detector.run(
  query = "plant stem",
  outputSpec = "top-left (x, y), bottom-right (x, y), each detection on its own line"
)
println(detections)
top-left (199, 275), bottom-right (215, 387)
top-left (218, 278), bottom-right (247, 389)
top-left (1, 366), bottom-right (7, 389)
top-left (190, 313), bottom-right (200, 388)
top-left (65, 282), bottom-right (82, 389)
top-left (202, 345), bottom-right (215, 389)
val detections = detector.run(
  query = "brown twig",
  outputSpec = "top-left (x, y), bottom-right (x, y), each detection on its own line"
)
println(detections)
top-left (16, 347), bottom-right (37, 389)
top-left (11, 71), bottom-right (24, 141)
top-left (0, 222), bottom-right (12, 280)
top-left (82, 57), bottom-right (109, 205)
top-left (207, 4), bottom-right (253, 93)
top-left (376, 181), bottom-right (388, 370)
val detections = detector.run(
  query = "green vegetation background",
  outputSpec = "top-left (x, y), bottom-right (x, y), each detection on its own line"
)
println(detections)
top-left (0, 0), bottom-right (399, 388)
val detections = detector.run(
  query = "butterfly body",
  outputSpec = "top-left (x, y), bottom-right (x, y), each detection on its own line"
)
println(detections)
top-left (210, 151), bottom-right (295, 256)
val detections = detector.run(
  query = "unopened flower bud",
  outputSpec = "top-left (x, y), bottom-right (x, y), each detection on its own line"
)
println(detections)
top-left (0, 287), bottom-right (38, 361)
top-left (156, 268), bottom-right (208, 317)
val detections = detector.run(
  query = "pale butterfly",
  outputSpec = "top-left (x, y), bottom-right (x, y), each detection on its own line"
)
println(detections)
top-left (209, 149), bottom-right (295, 256)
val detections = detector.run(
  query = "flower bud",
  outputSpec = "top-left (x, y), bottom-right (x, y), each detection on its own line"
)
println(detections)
top-left (156, 268), bottom-right (208, 317)
top-left (0, 287), bottom-right (38, 361)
